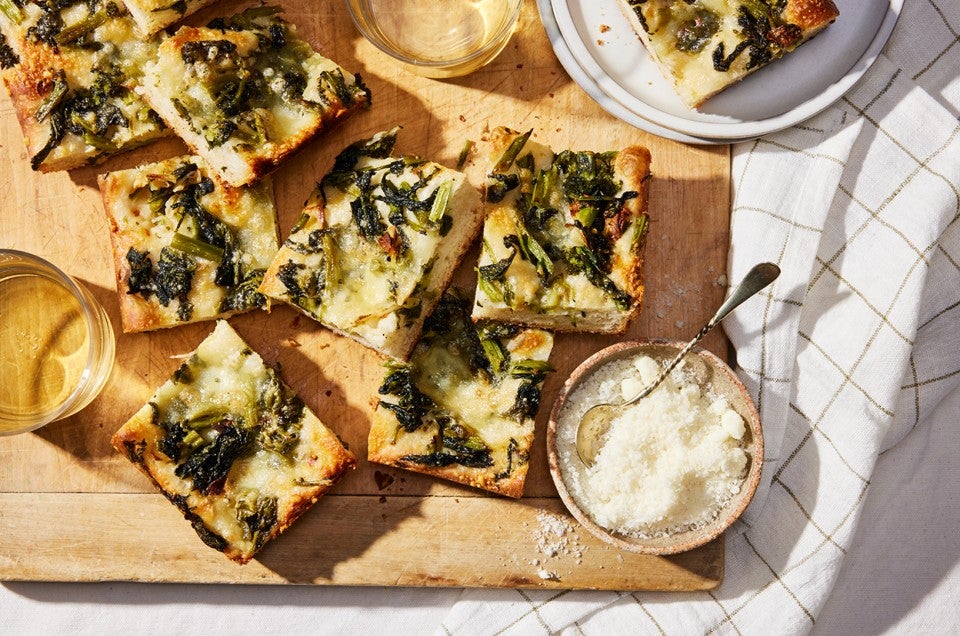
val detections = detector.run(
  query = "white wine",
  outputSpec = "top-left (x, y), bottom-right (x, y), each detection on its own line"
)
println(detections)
top-left (357, 0), bottom-right (520, 77)
top-left (0, 252), bottom-right (114, 434)
top-left (0, 274), bottom-right (89, 428)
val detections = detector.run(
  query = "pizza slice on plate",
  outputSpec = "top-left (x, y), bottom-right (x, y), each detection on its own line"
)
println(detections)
top-left (0, 0), bottom-right (168, 171)
top-left (113, 320), bottom-right (357, 564)
top-left (368, 289), bottom-right (554, 498)
top-left (99, 154), bottom-right (279, 332)
top-left (468, 126), bottom-right (651, 334)
top-left (617, 0), bottom-right (840, 108)
top-left (138, 5), bottom-right (371, 186)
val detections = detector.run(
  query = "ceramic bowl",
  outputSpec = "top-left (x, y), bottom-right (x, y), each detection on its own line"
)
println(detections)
top-left (546, 340), bottom-right (764, 555)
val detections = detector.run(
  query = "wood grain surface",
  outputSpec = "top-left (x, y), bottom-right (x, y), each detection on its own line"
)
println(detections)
top-left (0, 0), bottom-right (730, 589)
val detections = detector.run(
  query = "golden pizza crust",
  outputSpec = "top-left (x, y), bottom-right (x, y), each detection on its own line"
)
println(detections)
top-left (783, 0), bottom-right (840, 31)
top-left (471, 127), bottom-right (651, 334)
top-left (121, 0), bottom-right (218, 35)
top-left (617, 0), bottom-right (839, 108)
top-left (368, 292), bottom-right (554, 499)
top-left (111, 320), bottom-right (357, 563)
top-left (98, 155), bottom-right (279, 333)
top-left (138, 14), bottom-right (371, 187)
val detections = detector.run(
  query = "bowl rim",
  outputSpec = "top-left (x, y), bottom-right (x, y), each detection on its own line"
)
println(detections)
top-left (546, 339), bottom-right (764, 555)
top-left (345, 0), bottom-right (524, 70)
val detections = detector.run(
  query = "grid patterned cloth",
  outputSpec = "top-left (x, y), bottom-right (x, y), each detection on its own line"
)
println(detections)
top-left (439, 1), bottom-right (960, 633)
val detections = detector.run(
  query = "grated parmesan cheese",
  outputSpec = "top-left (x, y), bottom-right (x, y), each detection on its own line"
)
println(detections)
top-left (556, 355), bottom-right (749, 538)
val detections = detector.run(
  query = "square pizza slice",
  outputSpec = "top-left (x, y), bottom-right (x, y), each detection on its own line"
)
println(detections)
top-left (120, 0), bottom-right (218, 36)
top-left (469, 127), bottom-right (651, 334)
top-left (112, 320), bottom-right (357, 564)
top-left (368, 289), bottom-right (554, 498)
top-left (138, 5), bottom-right (371, 187)
top-left (0, 0), bottom-right (168, 171)
top-left (99, 155), bottom-right (279, 332)
top-left (258, 128), bottom-right (485, 360)
top-left (617, 0), bottom-right (839, 108)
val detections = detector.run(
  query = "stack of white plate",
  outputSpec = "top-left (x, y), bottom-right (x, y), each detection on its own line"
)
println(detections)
top-left (538, 0), bottom-right (903, 145)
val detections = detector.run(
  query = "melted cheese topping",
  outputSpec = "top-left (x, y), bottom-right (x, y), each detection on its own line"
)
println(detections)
top-left (261, 145), bottom-right (480, 357)
top-left (0, 1), bottom-right (167, 169)
top-left (474, 128), bottom-right (646, 324)
top-left (628, 0), bottom-right (824, 106)
top-left (102, 155), bottom-right (279, 330)
top-left (114, 321), bottom-right (354, 560)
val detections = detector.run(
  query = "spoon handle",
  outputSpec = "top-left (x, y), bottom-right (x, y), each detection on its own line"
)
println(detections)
top-left (708, 262), bottom-right (781, 331)
top-left (625, 262), bottom-right (781, 405)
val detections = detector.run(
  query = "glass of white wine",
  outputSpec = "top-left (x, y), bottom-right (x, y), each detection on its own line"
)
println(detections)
top-left (0, 249), bottom-right (115, 435)
top-left (347, 0), bottom-right (523, 78)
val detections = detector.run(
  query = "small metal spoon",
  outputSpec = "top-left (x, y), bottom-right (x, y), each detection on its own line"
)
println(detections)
top-left (575, 262), bottom-right (781, 467)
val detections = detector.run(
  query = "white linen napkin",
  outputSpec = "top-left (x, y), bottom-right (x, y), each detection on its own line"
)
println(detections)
top-left (439, 1), bottom-right (960, 633)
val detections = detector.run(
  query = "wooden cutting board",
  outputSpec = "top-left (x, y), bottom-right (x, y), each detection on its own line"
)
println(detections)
top-left (0, 0), bottom-right (730, 589)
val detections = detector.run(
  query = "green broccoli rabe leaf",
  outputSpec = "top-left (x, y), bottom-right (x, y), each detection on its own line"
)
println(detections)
top-left (256, 367), bottom-right (305, 455)
top-left (504, 232), bottom-right (553, 283)
top-left (0, 33), bottom-right (18, 69)
top-left (276, 261), bottom-right (324, 312)
top-left (175, 422), bottom-right (253, 493)
top-left (0, 0), bottom-right (23, 26)
top-left (493, 129), bottom-right (532, 173)
top-left (485, 172), bottom-right (519, 203)
top-left (350, 192), bottom-right (386, 242)
top-left (508, 380), bottom-right (543, 422)
top-left (180, 39), bottom-right (238, 65)
top-left (154, 246), bottom-right (197, 310)
top-left (236, 493), bottom-right (278, 550)
top-left (328, 128), bottom-right (399, 176)
top-left (378, 363), bottom-right (435, 433)
top-left (564, 245), bottom-right (632, 310)
top-left (401, 417), bottom-right (493, 469)
top-left (477, 248), bottom-right (515, 283)
top-left (34, 71), bottom-right (68, 123)
top-left (125, 247), bottom-right (155, 297)
top-left (219, 269), bottom-right (268, 313)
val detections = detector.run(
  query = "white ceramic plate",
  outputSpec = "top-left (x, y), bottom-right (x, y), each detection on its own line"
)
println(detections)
top-left (535, 0), bottom-right (745, 145)
top-left (545, 0), bottom-right (903, 140)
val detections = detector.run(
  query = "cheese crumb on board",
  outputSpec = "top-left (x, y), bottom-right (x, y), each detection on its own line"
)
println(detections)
top-left (556, 355), bottom-right (749, 538)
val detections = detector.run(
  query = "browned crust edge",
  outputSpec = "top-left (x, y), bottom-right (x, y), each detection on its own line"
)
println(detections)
top-left (97, 165), bottom-right (277, 333)
top-left (142, 27), bottom-right (371, 187)
top-left (367, 450), bottom-right (528, 499)
top-left (473, 130), bottom-right (652, 334)
top-left (784, 0), bottom-right (840, 32)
